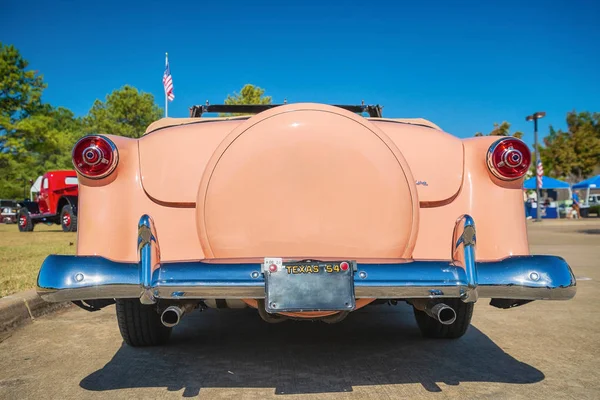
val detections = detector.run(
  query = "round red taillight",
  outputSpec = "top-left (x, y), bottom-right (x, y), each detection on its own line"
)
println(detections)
top-left (72, 135), bottom-right (119, 179)
top-left (340, 262), bottom-right (349, 271)
top-left (486, 137), bottom-right (531, 180)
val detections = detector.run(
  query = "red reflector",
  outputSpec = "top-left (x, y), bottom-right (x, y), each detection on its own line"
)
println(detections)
top-left (72, 135), bottom-right (119, 179)
top-left (269, 264), bottom-right (277, 272)
top-left (486, 138), bottom-right (531, 180)
top-left (340, 262), bottom-right (349, 271)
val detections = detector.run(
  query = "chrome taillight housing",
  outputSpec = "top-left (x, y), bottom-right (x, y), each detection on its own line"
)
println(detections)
top-left (72, 135), bottom-right (119, 179)
top-left (486, 137), bottom-right (531, 180)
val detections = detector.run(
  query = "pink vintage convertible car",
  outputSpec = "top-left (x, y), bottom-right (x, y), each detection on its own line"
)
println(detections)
top-left (37, 103), bottom-right (576, 346)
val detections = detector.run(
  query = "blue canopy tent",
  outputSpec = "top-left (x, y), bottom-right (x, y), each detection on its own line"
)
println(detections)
top-left (523, 176), bottom-right (572, 219)
top-left (572, 175), bottom-right (600, 206)
top-left (523, 176), bottom-right (571, 190)
top-left (573, 175), bottom-right (600, 189)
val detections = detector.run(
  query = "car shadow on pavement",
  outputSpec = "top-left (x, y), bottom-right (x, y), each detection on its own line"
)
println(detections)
top-left (578, 229), bottom-right (600, 235)
top-left (80, 304), bottom-right (544, 396)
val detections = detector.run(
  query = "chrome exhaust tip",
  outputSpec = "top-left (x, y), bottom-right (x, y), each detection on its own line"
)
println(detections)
top-left (160, 303), bottom-right (197, 327)
top-left (161, 305), bottom-right (184, 327)
top-left (426, 303), bottom-right (457, 325)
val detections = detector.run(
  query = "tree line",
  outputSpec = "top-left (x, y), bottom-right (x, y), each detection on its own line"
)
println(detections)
top-left (1, 42), bottom-right (598, 199)
top-left (0, 43), bottom-right (166, 199)
top-left (0, 43), bottom-right (272, 199)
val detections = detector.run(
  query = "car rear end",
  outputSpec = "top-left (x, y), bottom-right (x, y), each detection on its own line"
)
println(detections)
top-left (37, 103), bottom-right (576, 346)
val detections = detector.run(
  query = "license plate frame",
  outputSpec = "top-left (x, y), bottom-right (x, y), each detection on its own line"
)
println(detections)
top-left (263, 258), bottom-right (355, 313)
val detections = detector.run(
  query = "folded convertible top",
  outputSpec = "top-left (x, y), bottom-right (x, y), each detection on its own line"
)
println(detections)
top-left (188, 103), bottom-right (384, 118)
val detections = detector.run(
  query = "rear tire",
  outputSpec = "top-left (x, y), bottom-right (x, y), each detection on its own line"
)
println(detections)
top-left (17, 209), bottom-right (34, 232)
top-left (115, 299), bottom-right (172, 347)
top-left (413, 298), bottom-right (473, 339)
top-left (60, 204), bottom-right (77, 232)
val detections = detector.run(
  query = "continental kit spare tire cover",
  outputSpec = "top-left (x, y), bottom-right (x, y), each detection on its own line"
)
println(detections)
top-left (196, 103), bottom-right (419, 259)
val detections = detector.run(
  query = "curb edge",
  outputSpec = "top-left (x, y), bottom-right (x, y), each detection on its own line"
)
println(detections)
top-left (0, 289), bottom-right (72, 334)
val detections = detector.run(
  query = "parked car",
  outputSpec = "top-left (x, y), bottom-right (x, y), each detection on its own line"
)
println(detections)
top-left (17, 170), bottom-right (79, 232)
top-left (1, 199), bottom-right (19, 224)
top-left (588, 194), bottom-right (600, 205)
top-left (37, 103), bottom-right (576, 347)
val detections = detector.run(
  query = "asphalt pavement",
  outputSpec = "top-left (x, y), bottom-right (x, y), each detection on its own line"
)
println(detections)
top-left (0, 220), bottom-right (598, 399)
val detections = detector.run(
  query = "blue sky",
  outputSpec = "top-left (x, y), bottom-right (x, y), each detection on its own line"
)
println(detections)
top-left (3, 0), bottom-right (599, 146)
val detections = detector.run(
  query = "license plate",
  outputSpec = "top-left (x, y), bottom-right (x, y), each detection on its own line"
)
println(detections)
top-left (264, 258), bottom-right (355, 313)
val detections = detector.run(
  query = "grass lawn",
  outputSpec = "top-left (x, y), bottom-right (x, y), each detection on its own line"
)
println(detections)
top-left (0, 223), bottom-right (76, 297)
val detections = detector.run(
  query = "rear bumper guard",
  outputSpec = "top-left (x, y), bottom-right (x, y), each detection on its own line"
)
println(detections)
top-left (36, 214), bottom-right (576, 305)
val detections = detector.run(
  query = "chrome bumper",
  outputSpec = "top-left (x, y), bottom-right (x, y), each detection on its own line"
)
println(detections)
top-left (36, 214), bottom-right (576, 304)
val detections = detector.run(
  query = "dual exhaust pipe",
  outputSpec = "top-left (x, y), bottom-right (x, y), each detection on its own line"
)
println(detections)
top-left (161, 300), bottom-right (457, 327)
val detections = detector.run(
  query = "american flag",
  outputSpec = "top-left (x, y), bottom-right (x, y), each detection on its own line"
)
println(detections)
top-left (163, 57), bottom-right (174, 101)
top-left (536, 158), bottom-right (544, 188)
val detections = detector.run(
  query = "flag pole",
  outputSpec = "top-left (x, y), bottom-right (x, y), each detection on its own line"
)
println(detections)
top-left (165, 52), bottom-right (168, 118)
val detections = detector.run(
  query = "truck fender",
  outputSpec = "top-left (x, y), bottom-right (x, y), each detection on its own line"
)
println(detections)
top-left (20, 200), bottom-right (40, 215)
top-left (58, 196), bottom-right (78, 215)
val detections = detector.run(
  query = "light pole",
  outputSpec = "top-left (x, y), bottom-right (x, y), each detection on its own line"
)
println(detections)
top-left (526, 111), bottom-right (546, 222)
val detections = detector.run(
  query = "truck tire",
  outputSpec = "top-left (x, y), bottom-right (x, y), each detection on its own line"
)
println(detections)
top-left (17, 209), bottom-right (34, 232)
top-left (115, 299), bottom-right (172, 347)
top-left (60, 204), bottom-right (77, 232)
top-left (413, 298), bottom-right (474, 339)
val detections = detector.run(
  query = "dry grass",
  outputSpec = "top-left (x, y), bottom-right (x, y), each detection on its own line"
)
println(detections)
top-left (0, 223), bottom-right (76, 297)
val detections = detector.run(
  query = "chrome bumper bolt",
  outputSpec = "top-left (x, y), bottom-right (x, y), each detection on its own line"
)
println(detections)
top-left (530, 272), bottom-right (540, 281)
